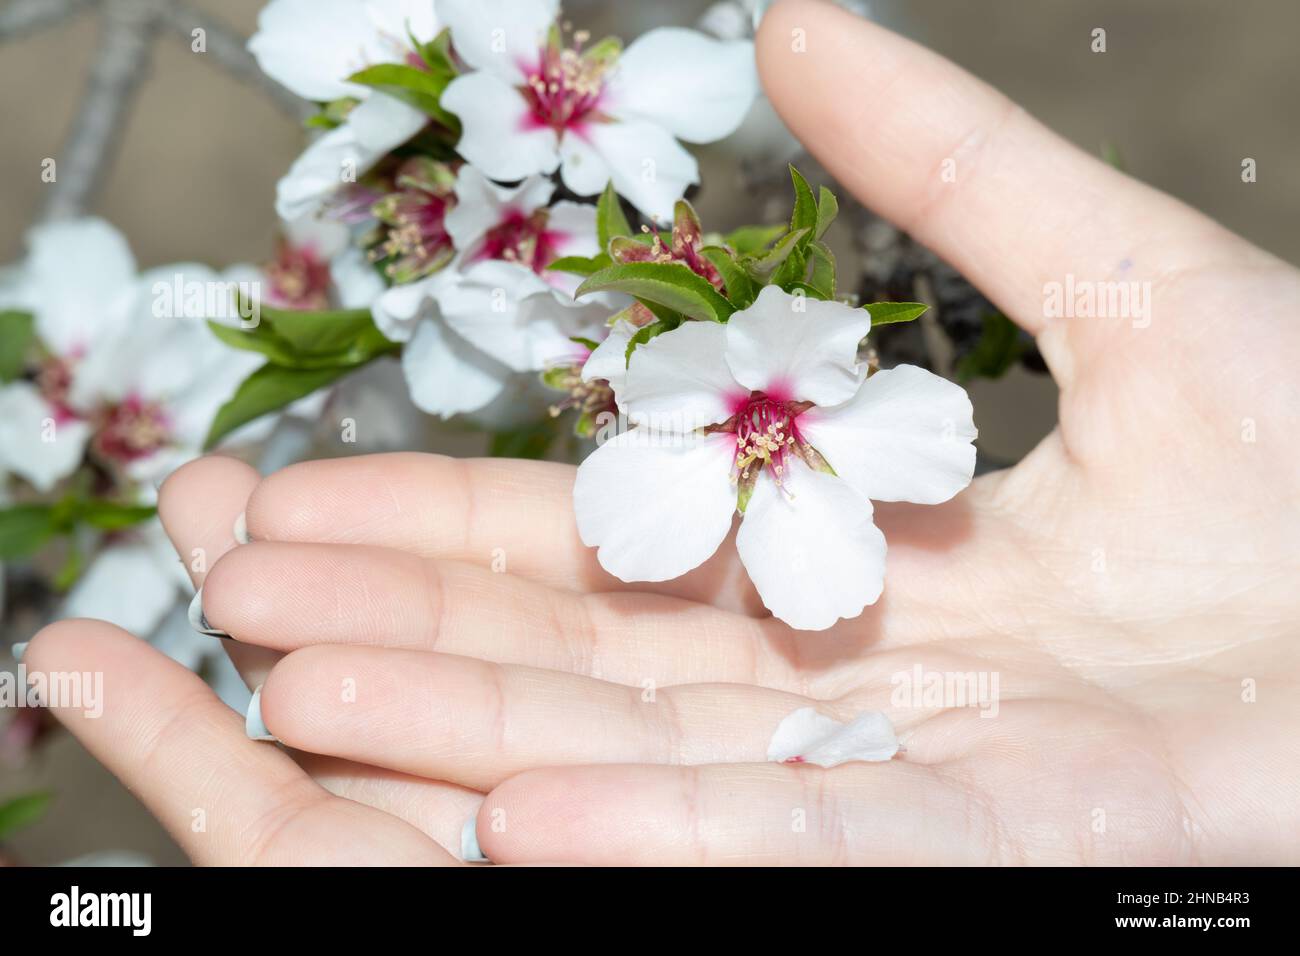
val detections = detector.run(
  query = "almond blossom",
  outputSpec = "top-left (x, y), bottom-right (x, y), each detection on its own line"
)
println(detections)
top-left (438, 0), bottom-right (758, 221)
top-left (573, 286), bottom-right (978, 631)
top-left (248, 0), bottom-right (438, 220)
top-left (373, 165), bottom-right (612, 417)
top-left (0, 219), bottom-right (264, 493)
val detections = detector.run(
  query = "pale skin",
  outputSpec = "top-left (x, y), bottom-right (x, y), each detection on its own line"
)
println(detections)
top-left (24, 0), bottom-right (1300, 865)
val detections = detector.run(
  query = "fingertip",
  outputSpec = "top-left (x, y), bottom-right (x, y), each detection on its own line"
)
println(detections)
top-left (157, 455), bottom-right (259, 528)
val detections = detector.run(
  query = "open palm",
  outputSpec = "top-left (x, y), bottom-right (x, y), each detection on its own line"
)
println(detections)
top-left (26, 0), bottom-right (1299, 865)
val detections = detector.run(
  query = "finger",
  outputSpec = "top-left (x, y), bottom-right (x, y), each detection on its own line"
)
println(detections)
top-left (294, 753), bottom-right (483, 854)
top-left (160, 455), bottom-right (489, 855)
top-left (256, 645), bottom-right (833, 791)
top-left (756, 0), bottom-right (1277, 381)
top-left (243, 452), bottom-right (763, 612)
top-left (24, 619), bottom-right (454, 865)
top-left (478, 762), bottom-right (992, 865)
top-left (199, 540), bottom-right (802, 690)
top-left (156, 455), bottom-right (282, 686)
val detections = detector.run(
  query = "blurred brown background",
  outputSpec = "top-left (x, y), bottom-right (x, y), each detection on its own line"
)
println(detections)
top-left (1, 0), bottom-right (1296, 864)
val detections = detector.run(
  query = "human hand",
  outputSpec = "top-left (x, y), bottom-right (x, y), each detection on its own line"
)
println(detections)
top-left (27, 0), bottom-right (1299, 865)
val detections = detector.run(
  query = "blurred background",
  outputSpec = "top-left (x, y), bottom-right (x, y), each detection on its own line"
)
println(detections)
top-left (1, 0), bottom-right (1296, 864)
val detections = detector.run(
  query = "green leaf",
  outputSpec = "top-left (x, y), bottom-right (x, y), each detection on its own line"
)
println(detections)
top-left (724, 224), bottom-right (785, 255)
top-left (546, 253), bottom-right (612, 278)
top-left (596, 181), bottom-right (633, 249)
top-left (624, 319), bottom-right (675, 366)
top-left (0, 791), bottom-right (52, 840)
top-left (347, 63), bottom-right (460, 133)
top-left (204, 364), bottom-right (355, 450)
top-left (815, 186), bottom-right (839, 239)
top-left (577, 262), bottom-right (734, 323)
top-left (955, 312), bottom-right (1025, 382)
top-left (699, 246), bottom-right (756, 308)
top-left (0, 505), bottom-right (59, 560)
top-left (788, 165), bottom-right (818, 233)
top-left (78, 502), bottom-right (157, 531)
top-left (208, 307), bottom-right (396, 369)
top-left (52, 539), bottom-right (83, 592)
top-left (807, 242), bottom-right (836, 299)
top-left (742, 227), bottom-right (810, 283)
top-left (489, 418), bottom-right (560, 460)
top-left (864, 301), bottom-right (929, 326)
top-left (0, 310), bottom-right (35, 383)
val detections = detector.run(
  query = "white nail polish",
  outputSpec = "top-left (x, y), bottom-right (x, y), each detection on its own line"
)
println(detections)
top-left (187, 588), bottom-right (231, 639)
top-left (233, 512), bottom-right (250, 545)
top-left (245, 685), bottom-right (277, 742)
top-left (461, 814), bottom-right (489, 863)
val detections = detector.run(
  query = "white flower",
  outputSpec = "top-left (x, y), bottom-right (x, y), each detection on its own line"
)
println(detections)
top-left (249, 0), bottom-right (439, 220)
top-left (573, 286), bottom-right (977, 631)
top-left (438, 0), bottom-right (758, 221)
top-left (375, 164), bottom-right (611, 417)
top-left (0, 218), bottom-right (265, 495)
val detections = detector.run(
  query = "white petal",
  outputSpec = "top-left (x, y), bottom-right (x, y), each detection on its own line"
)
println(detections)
top-left (435, 0), bottom-right (557, 80)
top-left (621, 320), bottom-right (739, 433)
top-left (725, 285), bottom-right (871, 406)
top-left (64, 536), bottom-right (180, 636)
top-left (574, 429), bottom-right (737, 582)
top-left (330, 245), bottom-right (387, 308)
top-left (581, 318), bottom-right (637, 406)
top-left (22, 217), bottom-right (137, 356)
top-left (608, 29), bottom-right (758, 143)
top-left (372, 272), bottom-right (447, 342)
top-left (557, 129), bottom-right (612, 199)
top-left (248, 0), bottom-right (388, 101)
top-left (543, 200), bottom-right (600, 259)
top-left (767, 707), bottom-right (899, 766)
top-left (446, 166), bottom-right (554, 252)
top-left (441, 71), bottom-right (560, 181)
top-left (401, 315), bottom-right (510, 417)
top-left (0, 383), bottom-right (90, 492)
top-left (366, 0), bottom-right (440, 46)
top-left (578, 119), bottom-right (698, 222)
top-left (275, 125), bottom-right (373, 222)
top-left (348, 91), bottom-right (427, 151)
top-left (439, 261), bottom-right (604, 372)
top-left (736, 460), bottom-right (886, 630)
top-left (799, 364), bottom-right (977, 505)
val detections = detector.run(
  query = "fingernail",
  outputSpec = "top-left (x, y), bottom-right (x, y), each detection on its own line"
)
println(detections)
top-left (187, 588), bottom-right (231, 639)
top-left (460, 814), bottom-right (489, 863)
top-left (245, 685), bottom-right (277, 742)
top-left (233, 512), bottom-right (250, 545)
top-left (12, 642), bottom-right (28, 662)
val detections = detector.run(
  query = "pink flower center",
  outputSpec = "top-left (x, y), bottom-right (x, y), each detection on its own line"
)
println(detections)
top-left (265, 241), bottom-right (331, 310)
top-left (476, 208), bottom-right (564, 274)
top-left (93, 395), bottom-right (171, 463)
top-left (521, 33), bottom-right (610, 134)
top-left (733, 395), bottom-right (802, 487)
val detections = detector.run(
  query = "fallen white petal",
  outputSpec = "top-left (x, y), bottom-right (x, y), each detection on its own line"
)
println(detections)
top-left (766, 707), bottom-right (899, 767)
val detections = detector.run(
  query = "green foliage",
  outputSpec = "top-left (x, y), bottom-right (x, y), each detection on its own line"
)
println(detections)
top-left (203, 305), bottom-right (397, 449)
top-left (863, 301), bottom-right (929, 326)
top-left (0, 498), bottom-right (156, 565)
top-left (0, 310), bottom-right (35, 383)
top-left (576, 262), bottom-right (734, 324)
top-left (347, 33), bottom-right (460, 135)
top-left (0, 791), bottom-right (52, 841)
top-left (596, 181), bottom-right (634, 250)
top-left (956, 312), bottom-right (1025, 382)
top-left (565, 167), bottom-right (929, 370)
